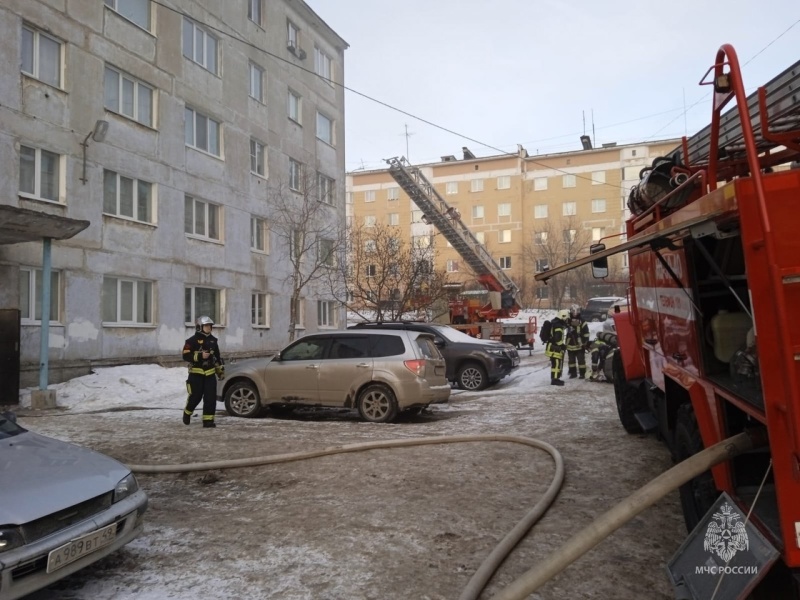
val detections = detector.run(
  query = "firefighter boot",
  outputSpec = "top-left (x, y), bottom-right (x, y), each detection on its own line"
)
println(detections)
top-left (579, 369), bottom-right (586, 379)
top-left (551, 378), bottom-right (565, 386)
top-left (182, 409), bottom-right (192, 425)
top-left (568, 368), bottom-right (577, 379)
top-left (203, 421), bottom-right (216, 428)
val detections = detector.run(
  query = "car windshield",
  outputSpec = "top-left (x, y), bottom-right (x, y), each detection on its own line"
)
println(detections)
top-left (0, 412), bottom-right (25, 439)
top-left (431, 324), bottom-right (484, 343)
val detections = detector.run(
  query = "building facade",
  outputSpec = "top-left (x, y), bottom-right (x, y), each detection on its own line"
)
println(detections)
top-left (346, 139), bottom-right (680, 308)
top-left (0, 0), bottom-right (347, 385)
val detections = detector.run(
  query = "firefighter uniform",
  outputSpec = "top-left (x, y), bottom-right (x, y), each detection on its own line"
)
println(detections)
top-left (588, 335), bottom-right (611, 381)
top-left (566, 313), bottom-right (590, 379)
top-left (182, 316), bottom-right (225, 428)
top-left (545, 314), bottom-right (567, 386)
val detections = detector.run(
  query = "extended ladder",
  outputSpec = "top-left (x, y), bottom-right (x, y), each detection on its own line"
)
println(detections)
top-left (385, 157), bottom-right (518, 296)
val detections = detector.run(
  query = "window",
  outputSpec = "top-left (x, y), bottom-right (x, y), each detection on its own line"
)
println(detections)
top-left (472, 205), bottom-right (484, 219)
top-left (533, 177), bottom-right (548, 191)
top-left (470, 179), bottom-right (484, 192)
top-left (316, 112), bottom-right (333, 145)
top-left (623, 166), bottom-right (641, 181)
top-left (19, 145), bottom-right (61, 202)
top-left (499, 230), bottom-right (511, 243)
top-left (252, 293), bottom-right (270, 327)
top-left (288, 90), bottom-right (301, 123)
top-left (446, 182), bottom-right (458, 195)
top-left (562, 174), bottom-right (576, 188)
top-left (364, 215), bottom-right (376, 227)
top-left (318, 173), bottom-right (334, 205)
top-left (388, 213), bottom-right (399, 226)
top-left (475, 231), bottom-right (485, 244)
top-left (103, 169), bottom-right (153, 223)
top-left (247, 0), bottom-right (262, 26)
top-left (182, 17), bottom-right (218, 74)
top-left (102, 276), bottom-right (152, 324)
top-left (592, 198), bottom-right (606, 213)
top-left (411, 209), bottom-right (423, 223)
top-left (534, 231), bottom-right (547, 245)
top-left (562, 201), bottom-right (577, 216)
top-left (500, 256), bottom-right (511, 269)
top-left (251, 217), bottom-right (268, 252)
top-left (536, 286), bottom-right (549, 299)
top-left (184, 195), bottom-right (220, 240)
top-left (287, 21), bottom-right (299, 48)
top-left (534, 204), bottom-right (548, 219)
top-left (364, 240), bottom-right (377, 253)
top-left (366, 264), bottom-right (376, 278)
top-left (248, 62), bottom-right (264, 101)
top-left (318, 301), bottom-right (337, 327)
top-left (563, 229), bottom-right (576, 244)
top-left (248, 139), bottom-right (266, 176)
top-left (535, 258), bottom-right (549, 272)
top-left (364, 190), bottom-right (375, 203)
top-left (20, 267), bottom-right (60, 323)
top-left (592, 227), bottom-right (605, 241)
top-left (387, 187), bottom-right (399, 201)
top-left (21, 25), bottom-right (62, 87)
top-left (497, 176), bottom-right (511, 190)
top-left (592, 171), bottom-right (606, 185)
top-left (289, 159), bottom-right (302, 191)
top-left (104, 66), bottom-right (154, 127)
top-left (318, 239), bottom-right (335, 267)
top-left (446, 259), bottom-right (459, 273)
top-left (314, 46), bottom-right (332, 83)
top-left (498, 203), bottom-right (511, 217)
top-left (185, 108), bottom-right (220, 156)
top-left (412, 235), bottom-right (431, 249)
top-left (185, 286), bottom-right (221, 325)
top-left (104, 0), bottom-right (151, 30)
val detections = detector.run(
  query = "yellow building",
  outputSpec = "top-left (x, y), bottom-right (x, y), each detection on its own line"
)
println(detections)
top-left (346, 139), bottom-right (679, 308)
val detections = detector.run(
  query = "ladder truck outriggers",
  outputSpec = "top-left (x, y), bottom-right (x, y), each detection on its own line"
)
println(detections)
top-left (386, 157), bottom-right (531, 346)
top-left (537, 45), bottom-right (800, 597)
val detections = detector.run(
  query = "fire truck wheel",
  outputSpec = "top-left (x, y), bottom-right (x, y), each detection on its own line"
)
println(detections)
top-left (611, 351), bottom-right (646, 434)
top-left (456, 363), bottom-right (488, 391)
top-left (675, 404), bottom-right (718, 532)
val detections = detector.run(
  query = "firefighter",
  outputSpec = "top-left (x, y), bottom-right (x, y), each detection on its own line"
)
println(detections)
top-left (545, 309), bottom-right (569, 386)
top-left (182, 315), bottom-right (225, 428)
top-left (588, 332), bottom-right (611, 381)
top-left (565, 304), bottom-right (590, 379)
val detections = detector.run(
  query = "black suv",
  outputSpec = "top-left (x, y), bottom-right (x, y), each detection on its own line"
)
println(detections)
top-left (349, 322), bottom-right (519, 391)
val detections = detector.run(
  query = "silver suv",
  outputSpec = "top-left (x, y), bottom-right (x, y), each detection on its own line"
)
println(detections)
top-left (218, 330), bottom-right (450, 423)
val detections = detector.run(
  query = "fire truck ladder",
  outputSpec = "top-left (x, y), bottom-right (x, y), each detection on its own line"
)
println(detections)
top-left (385, 156), bottom-right (519, 298)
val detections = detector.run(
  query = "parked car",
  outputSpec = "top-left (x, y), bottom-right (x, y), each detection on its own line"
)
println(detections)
top-left (349, 321), bottom-right (520, 391)
top-left (219, 329), bottom-right (450, 423)
top-left (602, 300), bottom-right (630, 333)
top-left (0, 412), bottom-right (148, 600)
top-left (580, 296), bottom-right (626, 322)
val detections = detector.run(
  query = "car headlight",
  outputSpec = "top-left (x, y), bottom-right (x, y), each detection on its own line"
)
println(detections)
top-left (113, 473), bottom-right (139, 504)
top-left (486, 349), bottom-right (504, 356)
top-left (0, 527), bottom-right (24, 554)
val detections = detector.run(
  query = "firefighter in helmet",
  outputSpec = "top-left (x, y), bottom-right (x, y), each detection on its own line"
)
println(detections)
top-left (545, 309), bottom-right (569, 386)
top-left (588, 332), bottom-right (612, 381)
top-left (182, 316), bottom-right (225, 428)
top-left (565, 304), bottom-right (590, 379)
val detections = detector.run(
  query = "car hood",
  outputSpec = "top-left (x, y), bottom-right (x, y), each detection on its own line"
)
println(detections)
top-left (472, 340), bottom-right (515, 351)
top-left (225, 356), bottom-right (275, 375)
top-left (0, 431), bottom-right (131, 525)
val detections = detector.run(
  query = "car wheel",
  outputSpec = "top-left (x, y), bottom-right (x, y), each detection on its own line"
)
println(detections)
top-left (224, 381), bottom-right (264, 418)
top-left (457, 362), bottom-right (488, 391)
top-left (357, 384), bottom-right (398, 423)
top-left (675, 404), bottom-right (718, 532)
top-left (612, 351), bottom-right (646, 433)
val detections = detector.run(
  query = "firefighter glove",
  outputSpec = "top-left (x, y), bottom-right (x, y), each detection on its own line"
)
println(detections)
top-left (216, 365), bottom-right (225, 381)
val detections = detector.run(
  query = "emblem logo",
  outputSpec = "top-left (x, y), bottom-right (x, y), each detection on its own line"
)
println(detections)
top-left (703, 502), bottom-right (749, 562)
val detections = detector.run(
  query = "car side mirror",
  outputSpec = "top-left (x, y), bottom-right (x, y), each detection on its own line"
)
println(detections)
top-left (590, 243), bottom-right (608, 279)
top-left (273, 352), bottom-right (282, 362)
top-left (434, 339), bottom-right (445, 347)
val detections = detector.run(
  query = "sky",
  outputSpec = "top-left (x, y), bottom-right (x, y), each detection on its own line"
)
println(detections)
top-left (305, 0), bottom-right (800, 172)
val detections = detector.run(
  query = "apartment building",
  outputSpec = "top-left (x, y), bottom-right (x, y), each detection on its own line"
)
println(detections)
top-left (0, 0), bottom-right (347, 388)
top-left (347, 139), bottom-right (680, 307)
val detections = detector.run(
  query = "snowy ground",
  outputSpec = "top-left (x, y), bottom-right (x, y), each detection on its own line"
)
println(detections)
top-left (10, 320), bottom-right (687, 600)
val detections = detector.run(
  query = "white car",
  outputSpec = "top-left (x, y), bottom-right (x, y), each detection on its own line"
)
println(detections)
top-left (0, 412), bottom-right (148, 600)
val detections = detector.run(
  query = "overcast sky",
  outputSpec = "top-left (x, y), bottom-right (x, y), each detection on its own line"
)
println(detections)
top-left (305, 1), bottom-right (800, 172)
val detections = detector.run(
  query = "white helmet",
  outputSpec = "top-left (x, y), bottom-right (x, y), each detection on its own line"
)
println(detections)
top-left (195, 315), bottom-right (214, 331)
top-left (557, 309), bottom-right (570, 321)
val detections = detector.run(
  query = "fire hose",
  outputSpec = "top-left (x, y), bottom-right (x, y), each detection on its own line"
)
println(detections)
top-left (126, 429), bottom-right (758, 599)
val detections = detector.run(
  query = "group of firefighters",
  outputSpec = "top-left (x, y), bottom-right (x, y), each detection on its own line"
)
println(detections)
top-left (544, 305), bottom-right (612, 386)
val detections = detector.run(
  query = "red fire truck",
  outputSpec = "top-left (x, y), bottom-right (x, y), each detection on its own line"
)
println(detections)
top-left (537, 45), bottom-right (800, 596)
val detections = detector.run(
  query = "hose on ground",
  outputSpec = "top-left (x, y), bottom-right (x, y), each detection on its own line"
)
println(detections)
top-left (128, 433), bottom-right (565, 600)
top-left (489, 429), bottom-right (759, 600)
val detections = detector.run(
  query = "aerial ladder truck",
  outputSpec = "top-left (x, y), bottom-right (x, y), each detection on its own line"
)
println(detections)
top-left (385, 157), bottom-right (531, 345)
top-left (537, 45), bottom-right (800, 597)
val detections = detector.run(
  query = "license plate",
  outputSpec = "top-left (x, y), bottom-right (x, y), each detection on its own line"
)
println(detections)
top-left (47, 522), bottom-right (118, 573)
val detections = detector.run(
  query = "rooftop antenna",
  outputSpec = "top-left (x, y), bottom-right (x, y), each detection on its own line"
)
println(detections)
top-left (401, 124), bottom-right (415, 162)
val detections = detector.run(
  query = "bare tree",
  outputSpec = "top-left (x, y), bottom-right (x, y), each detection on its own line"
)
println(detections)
top-left (522, 216), bottom-right (593, 309)
top-left (269, 169), bottom-right (345, 341)
top-left (328, 222), bottom-right (452, 322)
